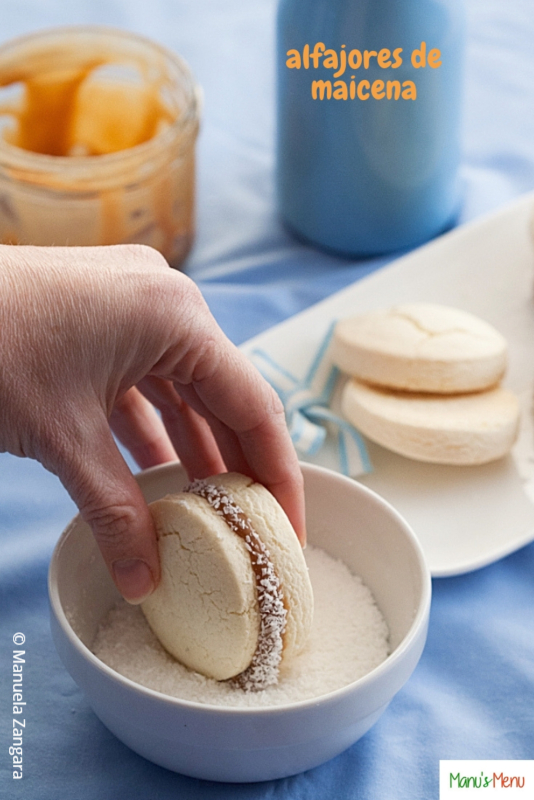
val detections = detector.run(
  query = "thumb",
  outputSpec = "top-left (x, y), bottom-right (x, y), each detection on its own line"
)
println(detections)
top-left (54, 415), bottom-right (161, 604)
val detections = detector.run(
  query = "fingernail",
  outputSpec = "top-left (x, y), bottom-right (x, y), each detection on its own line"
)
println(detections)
top-left (112, 559), bottom-right (155, 605)
top-left (300, 526), bottom-right (307, 550)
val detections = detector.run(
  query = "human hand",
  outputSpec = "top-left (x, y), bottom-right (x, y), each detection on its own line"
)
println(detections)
top-left (0, 244), bottom-right (305, 602)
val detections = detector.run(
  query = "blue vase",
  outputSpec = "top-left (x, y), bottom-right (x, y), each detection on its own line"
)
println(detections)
top-left (276, 0), bottom-right (465, 257)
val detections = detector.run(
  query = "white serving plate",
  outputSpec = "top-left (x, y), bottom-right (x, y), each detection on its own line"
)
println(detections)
top-left (240, 192), bottom-right (534, 577)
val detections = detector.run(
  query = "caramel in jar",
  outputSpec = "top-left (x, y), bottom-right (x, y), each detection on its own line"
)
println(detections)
top-left (0, 27), bottom-right (200, 267)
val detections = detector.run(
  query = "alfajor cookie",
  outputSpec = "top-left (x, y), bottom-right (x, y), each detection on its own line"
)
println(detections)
top-left (341, 379), bottom-right (520, 465)
top-left (332, 303), bottom-right (508, 393)
top-left (141, 472), bottom-right (313, 691)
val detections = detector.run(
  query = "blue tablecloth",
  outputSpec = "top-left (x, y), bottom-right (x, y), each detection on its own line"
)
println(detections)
top-left (1, 1), bottom-right (533, 798)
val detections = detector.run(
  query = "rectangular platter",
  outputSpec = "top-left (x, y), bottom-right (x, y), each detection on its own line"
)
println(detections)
top-left (240, 192), bottom-right (534, 576)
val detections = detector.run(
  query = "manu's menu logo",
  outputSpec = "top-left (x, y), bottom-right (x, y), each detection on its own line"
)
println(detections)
top-left (450, 771), bottom-right (525, 789)
top-left (440, 761), bottom-right (533, 796)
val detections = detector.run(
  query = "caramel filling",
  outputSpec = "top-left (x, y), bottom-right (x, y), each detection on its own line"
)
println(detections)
top-left (185, 480), bottom-right (287, 692)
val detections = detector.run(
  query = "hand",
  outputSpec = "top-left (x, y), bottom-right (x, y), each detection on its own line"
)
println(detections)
top-left (0, 244), bottom-right (305, 602)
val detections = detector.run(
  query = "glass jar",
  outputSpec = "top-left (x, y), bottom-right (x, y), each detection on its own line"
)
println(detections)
top-left (276, 0), bottom-right (465, 257)
top-left (0, 26), bottom-right (200, 268)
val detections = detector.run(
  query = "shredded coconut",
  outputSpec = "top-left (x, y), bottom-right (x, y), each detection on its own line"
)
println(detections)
top-left (184, 479), bottom-right (287, 691)
top-left (93, 546), bottom-right (390, 708)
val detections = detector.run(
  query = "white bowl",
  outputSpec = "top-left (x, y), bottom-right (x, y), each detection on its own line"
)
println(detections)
top-left (48, 462), bottom-right (431, 782)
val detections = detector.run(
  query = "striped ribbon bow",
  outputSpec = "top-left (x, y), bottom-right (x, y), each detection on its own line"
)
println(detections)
top-left (250, 323), bottom-right (372, 478)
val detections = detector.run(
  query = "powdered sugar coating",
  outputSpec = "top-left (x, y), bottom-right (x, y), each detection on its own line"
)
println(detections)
top-left (185, 479), bottom-right (287, 692)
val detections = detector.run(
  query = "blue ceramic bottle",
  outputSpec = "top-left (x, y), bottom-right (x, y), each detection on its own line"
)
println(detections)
top-left (276, 0), bottom-right (464, 257)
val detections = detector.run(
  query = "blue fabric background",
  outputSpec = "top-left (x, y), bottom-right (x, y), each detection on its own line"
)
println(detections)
top-left (1, 1), bottom-right (533, 797)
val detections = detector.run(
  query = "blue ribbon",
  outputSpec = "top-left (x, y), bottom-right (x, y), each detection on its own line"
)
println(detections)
top-left (250, 323), bottom-right (372, 477)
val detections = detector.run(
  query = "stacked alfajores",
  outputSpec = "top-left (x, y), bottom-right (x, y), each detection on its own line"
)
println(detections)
top-left (332, 303), bottom-right (520, 465)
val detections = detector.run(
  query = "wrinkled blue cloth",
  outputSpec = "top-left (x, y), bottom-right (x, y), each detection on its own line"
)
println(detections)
top-left (1, 1), bottom-right (534, 798)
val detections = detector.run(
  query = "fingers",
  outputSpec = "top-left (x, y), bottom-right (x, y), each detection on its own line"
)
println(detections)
top-left (137, 376), bottom-right (226, 478)
top-left (196, 380), bottom-right (306, 545)
top-left (110, 386), bottom-right (178, 469)
top-left (51, 412), bottom-right (161, 604)
top-left (164, 329), bottom-right (307, 545)
top-left (174, 380), bottom-right (262, 475)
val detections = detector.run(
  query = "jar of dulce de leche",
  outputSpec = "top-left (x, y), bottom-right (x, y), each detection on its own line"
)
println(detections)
top-left (0, 27), bottom-right (200, 268)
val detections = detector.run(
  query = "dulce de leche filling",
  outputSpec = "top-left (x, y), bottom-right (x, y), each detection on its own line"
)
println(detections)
top-left (185, 480), bottom-right (288, 692)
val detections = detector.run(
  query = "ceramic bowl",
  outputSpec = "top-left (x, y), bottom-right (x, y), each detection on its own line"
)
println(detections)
top-left (48, 461), bottom-right (431, 782)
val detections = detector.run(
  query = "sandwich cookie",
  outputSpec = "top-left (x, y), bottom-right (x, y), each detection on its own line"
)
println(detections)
top-left (332, 303), bottom-right (508, 393)
top-left (141, 472), bottom-right (313, 691)
top-left (341, 379), bottom-right (520, 465)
